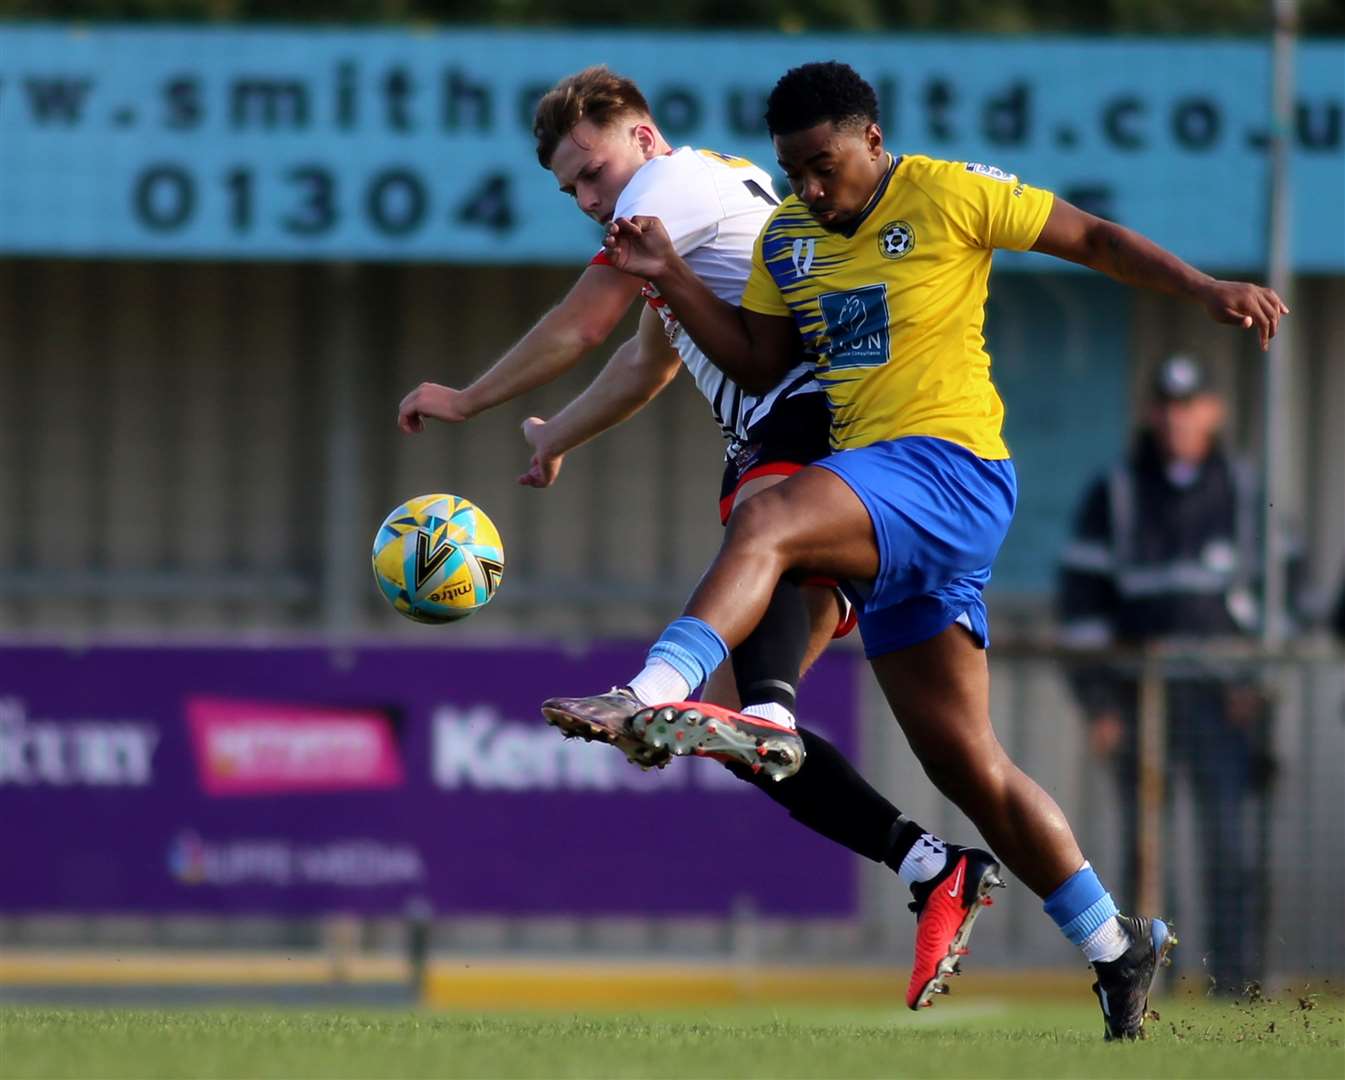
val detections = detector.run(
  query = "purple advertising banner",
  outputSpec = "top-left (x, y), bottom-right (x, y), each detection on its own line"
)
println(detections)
top-left (0, 643), bottom-right (860, 917)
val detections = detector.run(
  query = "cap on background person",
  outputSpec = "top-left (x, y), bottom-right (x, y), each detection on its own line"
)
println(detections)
top-left (1143, 353), bottom-right (1226, 468)
top-left (1150, 353), bottom-right (1212, 401)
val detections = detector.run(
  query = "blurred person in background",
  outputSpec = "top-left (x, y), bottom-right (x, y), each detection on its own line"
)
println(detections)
top-left (1057, 354), bottom-right (1274, 996)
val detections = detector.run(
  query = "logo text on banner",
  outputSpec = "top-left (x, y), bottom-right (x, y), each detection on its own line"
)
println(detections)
top-left (0, 28), bottom-right (1341, 268)
top-left (187, 697), bottom-right (404, 796)
top-left (0, 696), bottom-right (158, 787)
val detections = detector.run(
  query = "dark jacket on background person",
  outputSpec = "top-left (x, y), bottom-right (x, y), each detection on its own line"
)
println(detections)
top-left (1058, 416), bottom-right (1275, 996)
top-left (1058, 430), bottom-right (1259, 713)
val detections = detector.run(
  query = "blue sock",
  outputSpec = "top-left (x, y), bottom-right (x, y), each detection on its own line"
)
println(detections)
top-left (1043, 863), bottom-right (1120, 947)
top-left (647, 617), bottom-right (729, 695)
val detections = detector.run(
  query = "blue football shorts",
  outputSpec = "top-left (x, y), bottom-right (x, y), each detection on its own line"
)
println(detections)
top-left (813, 435), bottom-right (1017, 658)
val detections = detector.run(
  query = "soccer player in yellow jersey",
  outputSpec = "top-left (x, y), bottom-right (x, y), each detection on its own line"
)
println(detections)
top-left (547, 61), bottom-right (1287, 1038)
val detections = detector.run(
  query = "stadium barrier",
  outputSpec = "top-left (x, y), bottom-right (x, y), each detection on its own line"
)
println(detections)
top-left (2, 640), bottom-right (1340, 1006)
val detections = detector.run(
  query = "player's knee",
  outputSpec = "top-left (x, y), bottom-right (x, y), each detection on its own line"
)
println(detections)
top-left (723, 488), bottom-right (793, 555)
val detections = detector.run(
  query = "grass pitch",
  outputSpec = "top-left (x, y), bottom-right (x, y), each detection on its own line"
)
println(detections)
top-left (2, 995), bottom-right (1340, 1078)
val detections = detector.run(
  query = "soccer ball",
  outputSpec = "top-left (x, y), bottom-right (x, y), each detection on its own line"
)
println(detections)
top-left (371, 494), bottom-right (505, 624)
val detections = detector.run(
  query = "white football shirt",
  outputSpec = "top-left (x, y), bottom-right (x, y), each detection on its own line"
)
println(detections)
top-left (605, 147), bottom-right (818, 445)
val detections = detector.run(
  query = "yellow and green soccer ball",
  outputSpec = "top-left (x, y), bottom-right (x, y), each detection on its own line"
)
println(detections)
top-left (372, 494), bottom-right (504, 624)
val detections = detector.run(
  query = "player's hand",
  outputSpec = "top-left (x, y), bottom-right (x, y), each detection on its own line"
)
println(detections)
top-left (517, 416), bottom-right (564, 488)
top-left (397, 382), bottom-right (477, 433)
top-left (1198, 280), bottom-right (1289, 351)
top-left (602, 215), bottom-right (676, 279)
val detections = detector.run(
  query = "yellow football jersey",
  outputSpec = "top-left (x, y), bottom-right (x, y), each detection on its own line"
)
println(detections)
top-left (740, 154), bottom-right (1054, 457)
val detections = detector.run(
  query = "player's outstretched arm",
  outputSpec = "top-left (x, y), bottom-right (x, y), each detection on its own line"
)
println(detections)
top-left (604, 215), bottom-right (799, 395)
top-left (397, 264), bottom-right (646, 433)
top-left (1031, 199), bottom-right (1289, 350)
top-left (518, 306), bottom-right (682, 488)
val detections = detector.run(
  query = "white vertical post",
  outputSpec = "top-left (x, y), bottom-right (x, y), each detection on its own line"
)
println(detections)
top-left (1136, 648), bottom-right (1167, 920)
top-left (1262, 0), bottom-right (1297, 646)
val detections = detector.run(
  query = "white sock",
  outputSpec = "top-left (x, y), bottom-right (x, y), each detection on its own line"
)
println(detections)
top-left (628, 659), bottom-right (691, 707)
top-left (1081, 916), bottom-right (1132, 963)
top-left (897, 833), bottom-right (950, 886)
top-left (742, 702), bottom-right (796, 729)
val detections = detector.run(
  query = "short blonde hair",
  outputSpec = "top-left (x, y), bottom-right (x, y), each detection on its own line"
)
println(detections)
top-left (533, 66), bottom-right (652, 168)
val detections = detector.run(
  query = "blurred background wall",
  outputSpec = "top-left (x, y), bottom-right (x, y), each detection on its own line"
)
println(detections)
top-left (1, 263), bottom-right (1342, 638)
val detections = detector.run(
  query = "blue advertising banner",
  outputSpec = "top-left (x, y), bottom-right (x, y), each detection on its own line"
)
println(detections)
top-left (0, 643), bottom-right (861, 917)
top-left (1, 26), bottom-right (1341, 268)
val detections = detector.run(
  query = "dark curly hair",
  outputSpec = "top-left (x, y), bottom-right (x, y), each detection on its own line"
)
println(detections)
top-left (765, 61), bottom-right (879, 137)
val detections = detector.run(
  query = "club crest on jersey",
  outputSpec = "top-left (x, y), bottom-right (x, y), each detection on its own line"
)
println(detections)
top-left (818, 284), bottom-right (890, 370)
top-left (878, 220), bottom-right (915, 260)
top-left (791, 238), bottom-right (816, 278)
top-left (965, 162), bottom-right (1016, 183)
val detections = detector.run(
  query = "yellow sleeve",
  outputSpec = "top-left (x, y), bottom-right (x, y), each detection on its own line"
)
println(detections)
top-left (739, 230), bottom-right (790, 317)
top-left (918, 159), bottom-right (1055, 253)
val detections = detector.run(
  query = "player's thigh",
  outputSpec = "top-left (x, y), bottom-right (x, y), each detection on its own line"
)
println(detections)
top-left (869, 624), bottom-right (1002, 771)
top-left (728, 465), bottom-right (880, 582)
top-left (732, 470), bottom-right (844, 673)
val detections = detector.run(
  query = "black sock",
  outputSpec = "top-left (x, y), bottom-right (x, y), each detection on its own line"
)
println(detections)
top-left (726, 578), bottom-right (930, 873)
top-left (727, 727), bottom-right (930, 870)
top-left (731, 577), bottom-right (812, 713)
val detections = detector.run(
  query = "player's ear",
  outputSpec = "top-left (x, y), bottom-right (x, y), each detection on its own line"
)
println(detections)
top-left (865, 122), bottom-right (884, 158)
top-left (634, 120), bottom-right (659, 158)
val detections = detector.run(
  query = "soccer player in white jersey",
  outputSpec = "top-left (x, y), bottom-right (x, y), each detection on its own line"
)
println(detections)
top-left (398, 66), bottom-right (1005, 1003)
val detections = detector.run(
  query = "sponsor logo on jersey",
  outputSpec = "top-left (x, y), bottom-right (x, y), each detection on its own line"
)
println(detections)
top-left (818, 284), bottom-right (890, 369)
top-left (878, 220), bottom-right (916, 260)
top-left (965, 162), bottom-right (1016, 183)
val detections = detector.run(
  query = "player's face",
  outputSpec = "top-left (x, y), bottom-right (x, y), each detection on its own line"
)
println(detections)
top-left (774, 121), bottom-right (887, 232)
top-left (550, 117), bottom-right (659, 225)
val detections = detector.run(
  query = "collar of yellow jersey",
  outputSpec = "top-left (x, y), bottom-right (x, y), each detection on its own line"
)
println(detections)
top-left (839, 153), bottom-right (902, 239)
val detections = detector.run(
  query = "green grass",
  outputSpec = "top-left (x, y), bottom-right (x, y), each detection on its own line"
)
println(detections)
top-left (2, 996), bottom-right (1341, 1079)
